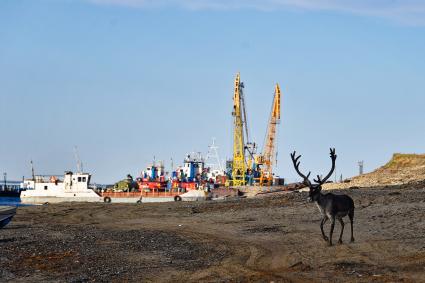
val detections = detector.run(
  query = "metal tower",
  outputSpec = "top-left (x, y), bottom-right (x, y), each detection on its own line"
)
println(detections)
top-left (205, 138), bottom-right (224, 172)
top-left (358, 161), bottom-right (364, 175)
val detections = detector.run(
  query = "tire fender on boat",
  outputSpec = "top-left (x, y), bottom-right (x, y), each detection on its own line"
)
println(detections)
top-left (104, 196), bottom-right (112, 203)
top-left (136, 197), bottom-right (142, 204)
top-left (174, 195), bottom-right (182, 202)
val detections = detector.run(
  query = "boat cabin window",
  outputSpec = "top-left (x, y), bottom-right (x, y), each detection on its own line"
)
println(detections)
top-left (44, 186), bottom-right (48, 190)
top-left (76, 176), bottom-right (87, 183)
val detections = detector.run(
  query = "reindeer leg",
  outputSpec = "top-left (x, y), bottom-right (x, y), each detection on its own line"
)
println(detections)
top-left (349, 209), bottom-right (355, 243)
top-left (328, 216), bottom-right (335, 246)
top-left (338, 217), bottom-right (344, 244)
top-left (320, 217), bottom-right (328, 242)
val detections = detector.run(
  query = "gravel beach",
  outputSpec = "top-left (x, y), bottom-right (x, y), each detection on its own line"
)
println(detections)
top-left (1, 184), bottom-right (425, 282)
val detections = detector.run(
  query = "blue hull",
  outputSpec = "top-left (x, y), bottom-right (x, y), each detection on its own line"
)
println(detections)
top-left (0, 206), bottom-right (17, 229)
top-left (0, 216), bottom-right (13, 228)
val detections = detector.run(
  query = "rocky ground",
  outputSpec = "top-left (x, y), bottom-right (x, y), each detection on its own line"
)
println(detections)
top-left (1, 183), bottom-right (425, 282)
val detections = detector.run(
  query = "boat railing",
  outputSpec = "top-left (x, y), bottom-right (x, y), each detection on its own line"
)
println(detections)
top-left (0, 184), bottom-right (21, 191)
top-left (24, 175), bottom-right (63, 183)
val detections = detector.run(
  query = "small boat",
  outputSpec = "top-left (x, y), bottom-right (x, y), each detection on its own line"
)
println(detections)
top-left (20, 172), bottom-right (102, 204)
top-left (0, 206), bottom-right (17, 229)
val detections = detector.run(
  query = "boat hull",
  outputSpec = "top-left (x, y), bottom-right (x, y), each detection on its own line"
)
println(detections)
top-left (101, 191), bottom-right (207, 203)
top-left (107, 197), bottom-right (176, 203)
top-left (20, 196), bottom-right (103, 204)
top-left (101, 192), bottom-right (185, 203)
top-left (0, 191), bottom-right (21, 197)
top-left (0, 206), bottom-right (17, 228)
top-left (0, 216), bottom-right (13, 228)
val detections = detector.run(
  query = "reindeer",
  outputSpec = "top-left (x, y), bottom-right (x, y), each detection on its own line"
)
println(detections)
top-left (290, 148), bottom-right (355, 246)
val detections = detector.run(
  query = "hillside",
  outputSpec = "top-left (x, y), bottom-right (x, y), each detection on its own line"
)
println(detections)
top-left (324, 153), bottom-right (425, 189)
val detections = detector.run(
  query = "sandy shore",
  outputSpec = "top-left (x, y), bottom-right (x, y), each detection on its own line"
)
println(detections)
top-left (1, 185), bottom-right (425, 282)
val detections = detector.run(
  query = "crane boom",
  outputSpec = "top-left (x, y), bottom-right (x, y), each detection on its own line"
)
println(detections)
top-left (231, 73), bottom-right (246, 186)
top-left (260, 83), bottom-right (281, 185)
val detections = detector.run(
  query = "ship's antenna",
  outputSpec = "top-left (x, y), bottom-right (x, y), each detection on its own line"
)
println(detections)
top-left (74, 146), bottom-right (83, 173)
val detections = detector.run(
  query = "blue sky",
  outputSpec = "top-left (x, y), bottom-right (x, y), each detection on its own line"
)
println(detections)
top-left (1, 0), bottom-right (424, 183)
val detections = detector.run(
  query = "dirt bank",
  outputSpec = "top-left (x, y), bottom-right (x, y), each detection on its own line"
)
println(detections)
top-left (325, 153), bottom-right (425, 190)
top-left (1, 184), bottom-right (425, 282)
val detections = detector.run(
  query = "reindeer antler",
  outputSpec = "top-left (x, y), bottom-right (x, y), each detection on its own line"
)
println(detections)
top-left (290, 151), bottom-right (312, 186)
top-left (313, 148), bottom-right (337, 185)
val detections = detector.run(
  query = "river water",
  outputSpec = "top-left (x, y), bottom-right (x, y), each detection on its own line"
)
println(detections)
top-left (0, 197), bottom-right (30, 206)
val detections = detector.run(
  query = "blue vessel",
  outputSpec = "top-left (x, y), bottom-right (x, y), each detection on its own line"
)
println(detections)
top-left (0, 206), bottom-right (17, 228)
top-left (0, 179), bottom-right (22, 197)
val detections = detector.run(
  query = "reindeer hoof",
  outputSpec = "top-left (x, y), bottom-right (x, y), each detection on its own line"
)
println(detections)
top-left (323, 236), bottom-right (329, 242)
top-left (338, 239), bottom-right (343, 244)
top-left (327, 242), bottom-right (333, 247)
top-left (350, 238), bottom-right (355, 243)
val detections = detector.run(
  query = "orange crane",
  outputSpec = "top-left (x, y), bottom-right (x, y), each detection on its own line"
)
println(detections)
top-left (256, 83), bottom-right (281, 186)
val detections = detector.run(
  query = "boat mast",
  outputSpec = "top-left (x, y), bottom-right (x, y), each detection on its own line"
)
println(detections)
top-left (30, 160), bottom-right (36, 190)
top-left (30, 160), bottom-right (35, 181)
top-left (3, 172), bottom-right (6, 190)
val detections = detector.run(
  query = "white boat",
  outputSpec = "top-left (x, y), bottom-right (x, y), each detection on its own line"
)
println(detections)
top-left (20, 172), bottom-right (102, 204)
top-left (0, 206), bottom-right (17, 228)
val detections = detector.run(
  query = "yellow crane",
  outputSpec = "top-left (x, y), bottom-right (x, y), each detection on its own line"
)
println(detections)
top-left (231, 73), bottom-right (247, 186)
top-left (229, 73), bottom-right (281, 187)
top-left (257, 83), bottom-right (281, 186)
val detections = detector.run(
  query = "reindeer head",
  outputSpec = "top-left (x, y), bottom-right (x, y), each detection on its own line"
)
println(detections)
top-left (290, 148), bottom-right (337, 202)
